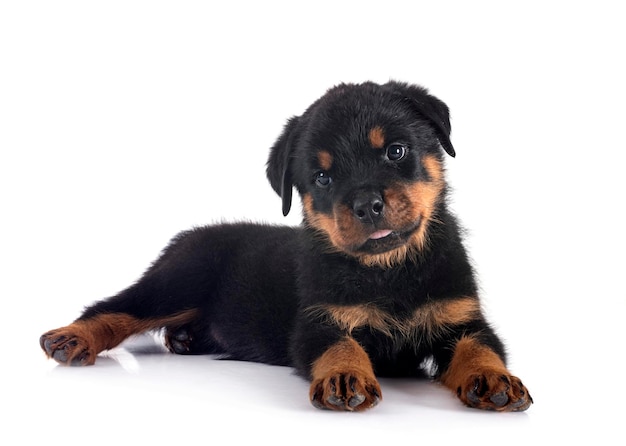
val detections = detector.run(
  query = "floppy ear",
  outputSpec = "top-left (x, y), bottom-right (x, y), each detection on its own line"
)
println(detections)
top-left (266, 116), bottom-right (300, 216)
top-left (386, 81), bottom-right (456, 157)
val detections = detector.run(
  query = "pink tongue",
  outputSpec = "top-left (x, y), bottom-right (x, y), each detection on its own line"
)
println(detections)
top-left (369, 229), bottom-right (393, 240)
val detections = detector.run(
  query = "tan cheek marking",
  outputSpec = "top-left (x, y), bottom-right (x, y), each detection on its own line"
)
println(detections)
top-left (401, 155), bottom-right (445, 251)
top-left (334, 204), bottom-right (364, 246)
top-left (406, 181), bottom-right (442, 251)
top-left (317, 150), bottom-right (333, 171)
top-left (383, 185), bottom-right (421, 227)
top-left (357, 155), bottom-right (445, 268)
top-left (303, 193), bottom-right (341, 247)
top-left (303, 193), bottom-right (365, 251)
top-left (368, 126), bottom-right (385, 149)
top-left (304, 155), bottom-right (445, 268)
top-left (422, 154), bottom-right (444, 183)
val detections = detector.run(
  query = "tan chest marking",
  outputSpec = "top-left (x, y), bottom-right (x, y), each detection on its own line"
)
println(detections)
top-left (306, 297), bottom-right (480, 343)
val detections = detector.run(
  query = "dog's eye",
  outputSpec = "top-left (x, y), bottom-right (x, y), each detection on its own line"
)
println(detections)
top-left (315, 171), bottom-right (332, 188)
top-left (386, 144), bottom-right (407, 162)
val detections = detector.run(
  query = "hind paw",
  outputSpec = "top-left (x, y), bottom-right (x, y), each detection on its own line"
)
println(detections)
top-left (40, 328), bottom-right (95, 366)
top-left (164, 327), bottom-right (194, 354)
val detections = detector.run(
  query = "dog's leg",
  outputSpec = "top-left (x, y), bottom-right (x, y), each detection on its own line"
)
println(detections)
top-left (306, 336), bottom-right (382, 411)
top-left (437, 334), bottom-right (533, 411)
top-left (40, 309), bottom-right (197, 366)
top-left (40, 229), bottom-right (217, 366)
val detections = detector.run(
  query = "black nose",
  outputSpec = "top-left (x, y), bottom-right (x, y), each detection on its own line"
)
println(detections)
top-left (353, 193), bottom-right (384, 224)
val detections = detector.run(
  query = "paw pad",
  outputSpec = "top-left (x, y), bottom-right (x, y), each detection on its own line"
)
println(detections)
top-left (460, 372), bottom-right (532, 412)
top-left (310, 373), bottom-right (381, 411)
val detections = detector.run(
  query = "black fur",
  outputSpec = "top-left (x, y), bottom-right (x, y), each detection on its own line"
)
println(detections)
top-left (41, 81), bottom-right (531, 412)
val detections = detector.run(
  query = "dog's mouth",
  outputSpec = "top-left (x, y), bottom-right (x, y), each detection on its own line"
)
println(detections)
top-left (368, 229), bottom-right (393, 240)
top-left (355, 218), bottom-right (422, 255)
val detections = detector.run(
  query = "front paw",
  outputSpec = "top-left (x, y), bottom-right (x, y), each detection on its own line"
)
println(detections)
top-left (310, 372), bottom-right (381, 411)
top-left (457, 372), bottom-right (532, 411)
top-left (40, 328), bottom-right (95, 366)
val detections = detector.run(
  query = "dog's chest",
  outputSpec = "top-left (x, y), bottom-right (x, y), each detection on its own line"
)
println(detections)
top-left (305, 296), bottom-right (479, 344)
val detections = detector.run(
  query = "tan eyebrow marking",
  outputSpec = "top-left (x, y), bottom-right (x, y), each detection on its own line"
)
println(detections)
top-left (318, 150), bottom-right (333, 170)
top-left (368, 126), bottom-right (385, 149)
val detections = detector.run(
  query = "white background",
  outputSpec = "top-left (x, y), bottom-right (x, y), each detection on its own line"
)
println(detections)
top-left (1, 1), bottom-right (624, 444)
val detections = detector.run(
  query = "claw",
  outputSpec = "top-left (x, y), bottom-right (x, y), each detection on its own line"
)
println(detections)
top-left (489, 391), bottom-right (509, 407)
top-left (52, 346), bottom-right (69, 363)
top-left (348, 393), bottom-right (366, 408)
top-left (41, 335), bottom-right (66, 356)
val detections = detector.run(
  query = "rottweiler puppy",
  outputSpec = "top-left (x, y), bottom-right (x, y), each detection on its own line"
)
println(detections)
top-left (40, 81), bottom-right (532, 412)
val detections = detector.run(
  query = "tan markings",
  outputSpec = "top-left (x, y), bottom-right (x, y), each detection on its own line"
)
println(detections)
top-left (304, 191), bottom-right (424, 269)
top-left (433, 298), bottom-right (480, 325)
top-left (78, 311), bottom-right (198, 351)
top-left (371, 155), bottom-right (445, 267)
top-left (310, 337), bottom-right (381, 411)
top-left (398, 155), bottom-right (445, 252)
top-left (357, 156), bottom-right (444, 268)
top-left (302, 193), bottom-right (358, 253)
top-left (440, 335), bottom-right (533, 411)
top-left (422, 155), bottom-right (444, 183)
top-left (306, 304), bottom-right (396, 337)
top-left (317, 150), bottom-right (333, 171)
top-left (306, 297), bottom-right (480, 344)
top-left (410, 298), bottom-right (481, 341)
top-left (312, 337), bottom-right (375, 381)
top-left (356, 246), bottom-right (414, 269)
top-left (302, 155), bottom-right (446, 269)
top-left (439, 335), bottom-right (508, 392)
top-left (368, 126), bottom-right (385, 149)
top-left (302, 193), bottom-right (338, 246)
top-left (41, 310), bottom-right (197, 365)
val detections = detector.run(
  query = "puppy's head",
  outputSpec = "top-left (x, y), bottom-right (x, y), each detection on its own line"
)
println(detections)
top-left (267, 81), bottom-right (455, 268)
